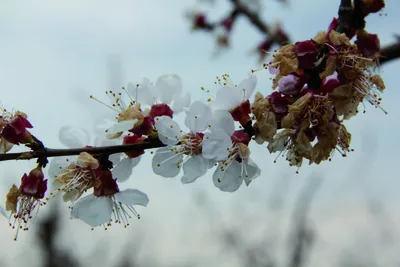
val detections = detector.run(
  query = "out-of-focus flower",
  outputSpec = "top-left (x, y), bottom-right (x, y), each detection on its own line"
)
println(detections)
top-left (136, 74), bottom-right (190, 115)
top-left (71, 169), bottom-right (149, 228)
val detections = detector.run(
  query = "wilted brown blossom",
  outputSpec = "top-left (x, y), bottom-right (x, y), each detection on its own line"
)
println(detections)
top-left (252, 92), bottom-right (277, 143)
top-left (253, 15), bottom-right (386, 169)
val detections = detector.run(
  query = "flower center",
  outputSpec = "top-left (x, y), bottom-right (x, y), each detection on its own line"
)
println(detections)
top-left (179, 132), bottom-right (204, 156)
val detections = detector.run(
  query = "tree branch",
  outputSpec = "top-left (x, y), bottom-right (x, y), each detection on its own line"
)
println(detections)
top-left (230, 0), bottom-right (270, 34)
top-left (336, 0), bottom-right (354, 35)
top-left (0, 139), bottom-right (166, 162)
top-left (380, 42), bottom-right (400, 65)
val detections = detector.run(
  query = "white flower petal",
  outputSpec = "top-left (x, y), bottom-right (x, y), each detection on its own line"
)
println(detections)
top-left (114, 189), bottom-right (149, 207)
top-left (202, 129), bottom-right (232, 161)
top-left (181, 156), bottom-right (209, 184)
top-left (172, 92), bottom-right (191, 113)
top-left (94, 118), bottom-right (115, 136)
top-left (0, 205), bottom-right (8, 218)
top-left (184, 101), bottom-right (212, 133)
top-left (107, 120), bottom-right (138, 135)
top-left (156, 74), bottom-right (182, 104)
top-left (152, 147), bottom-right (184, 178)
top-left (48, 156), bottom-right (76, 180)
top-left (238, 74), bottom-right (257, 100)
top-left (242, 158), bottom-right (261, 186)
top-left (71, 195), bottom-right (113, 227)
top-left (59, 126), bottom-right (90, 148)
top-left (112, 157), bottom-right (141, 182)
top-left (213, 161), bottom-right (243, 192)
top-left (138, 78), bottom-right (158, 106)
top-left (154, 116), bottom-right (182, 145)
top-left (210, 110), bottom-right (235, 136)
top-left (0, 139), bottom-right (14, 153)
top-left (215, 86), bottom-right (243, 110)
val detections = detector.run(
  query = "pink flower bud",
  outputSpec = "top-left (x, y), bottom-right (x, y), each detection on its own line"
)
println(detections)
top-left (278, 74), bottom-right (300, 95)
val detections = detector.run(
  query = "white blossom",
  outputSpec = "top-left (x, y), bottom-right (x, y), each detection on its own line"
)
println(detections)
top-left (71, 189), bottom-right (149, 228)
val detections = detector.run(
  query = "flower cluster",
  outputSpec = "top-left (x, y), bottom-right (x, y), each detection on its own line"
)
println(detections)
top-left (0, 3), bottom-right (389, 238)
top-left (257, 15), bottom-right (385, 168)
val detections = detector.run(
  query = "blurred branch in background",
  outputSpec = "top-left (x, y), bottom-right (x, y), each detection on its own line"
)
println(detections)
top-left (286, 176), bottom-right (322, 267)
top-left (5, 175), bottom-right (397, 267)
top-left (37, 201), bottom-right (81, 267)
top-left (186, 0), bottom-right (400, 64)
top-left (193, 174), bottom-right (322, 267)
top-left (186, 0), bottom-right (290, 61)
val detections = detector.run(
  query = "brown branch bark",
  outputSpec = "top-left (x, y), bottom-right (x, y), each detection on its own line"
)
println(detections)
top-left (0, 139), bottom-right (166, 162)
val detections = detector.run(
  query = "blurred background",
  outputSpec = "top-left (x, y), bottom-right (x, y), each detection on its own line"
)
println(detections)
top-left (1, 0), bottom-right (400, 266)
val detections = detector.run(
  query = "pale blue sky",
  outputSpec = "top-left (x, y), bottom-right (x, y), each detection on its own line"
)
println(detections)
top-left (1, 1), bottom-right (400, 266)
